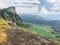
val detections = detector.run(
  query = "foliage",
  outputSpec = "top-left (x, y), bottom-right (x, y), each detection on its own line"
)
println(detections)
top-left (0, 6), bottom-right (24, 27)
top-left (25, 22), bottom-right (60, 45)
top-left (0, 18), bottom-right (9, 43)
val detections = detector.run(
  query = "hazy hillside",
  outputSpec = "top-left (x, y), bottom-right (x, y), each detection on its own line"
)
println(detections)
top-left (40, 14), bottom-right (60, 20)
top-left (20, 14), bottom-right (47, 24)
top-left (24, 22), bottom-right (60, 45)
top-left (20, 14), bottom-right (60, 33)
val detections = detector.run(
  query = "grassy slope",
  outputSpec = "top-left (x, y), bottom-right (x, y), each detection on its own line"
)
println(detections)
top-left (0, 17), bottom-right (60, 45)
top-left (24, 22), bottom-right (60, 45)
top-left (0, 18), bottom-right (56, 45)
top-left (0, 18), bottom-right (10, 43)
top-left (0, 18), bottom-right (23, 45)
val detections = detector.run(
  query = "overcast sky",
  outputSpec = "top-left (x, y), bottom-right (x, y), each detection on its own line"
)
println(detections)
top-left (0, 0), bottom-right (60, 14)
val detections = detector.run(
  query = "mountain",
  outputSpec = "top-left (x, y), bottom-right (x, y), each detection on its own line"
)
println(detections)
top-left (48, 20), bottom-right (60, 33)
top-left (20, 14), bottom-right (60, 33)
top-left (20, 14), bottom-right (47, 24)
top-left (40, 13), bottom-right (60, 20)
top-left (0, 7), bottom-right (56, 45)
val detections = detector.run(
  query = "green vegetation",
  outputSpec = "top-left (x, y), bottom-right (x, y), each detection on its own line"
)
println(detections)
top-left (0, 6), bottom-right (24, 27)
top-left (0, 18), bottom-right (55, 45)
top-left (24, 22), bottom-right (60, 45)
top-left (0, 18), bottom-right (9, 43)
top-left (0, 6), bottom-right (60, 45)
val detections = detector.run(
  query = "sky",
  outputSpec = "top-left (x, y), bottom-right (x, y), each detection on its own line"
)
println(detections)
top-left (0, 0), bottom-right (60, 14)
top-left (0, 0), bottom-right (60, 20)
top-left (0, 0), bottom-right (40, 14)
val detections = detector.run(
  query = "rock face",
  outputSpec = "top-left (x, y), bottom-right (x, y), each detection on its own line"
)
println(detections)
top-left (0, 7), bottom-right (21, 21)
top-left (0, 7), bottom-right (23, 27)
top-left (4, 28), bottom-right (56, 45)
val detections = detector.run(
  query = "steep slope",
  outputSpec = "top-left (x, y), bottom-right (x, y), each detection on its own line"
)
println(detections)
top-left (24, 23), bottom-right (60, 45)
top-left (0, 18), bottom-right (7, 43)
top-left (0, 18), bottom-right (56, 45)
top-left (5, 28), bottom-right (56, 45)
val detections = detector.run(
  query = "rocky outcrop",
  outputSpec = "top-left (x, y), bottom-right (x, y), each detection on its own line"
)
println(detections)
top-left (0, 7), bottom-right (21, 21)
top-left (0, 6), bottom-right (23, 27)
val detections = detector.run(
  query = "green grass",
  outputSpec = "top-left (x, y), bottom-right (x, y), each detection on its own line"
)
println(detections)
top-left (27, 24), bottom-right (55, 39)
top-left (24, 22), bottom-right (60, 45)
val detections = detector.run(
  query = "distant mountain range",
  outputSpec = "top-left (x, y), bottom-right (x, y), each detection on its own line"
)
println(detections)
top-left (40, 13), bottom-right (60, 20)
top-left (20, 14), bottom-right (60, 33)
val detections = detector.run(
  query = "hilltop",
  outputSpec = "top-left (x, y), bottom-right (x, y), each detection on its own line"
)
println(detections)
top-left (0, 6), bottom-right (24, 27)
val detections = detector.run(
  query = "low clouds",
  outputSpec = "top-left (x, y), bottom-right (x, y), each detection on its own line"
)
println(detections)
top-left (0, 0), bottom-right (60, 14)
top-left (40, 7), bottom-right (50, 14)
top-left (0, 0), bottom-right (15, 8)
top-left (0, 0), bottom-right (39, 14)
top-left (46, 0), bottom-right (56, 3)
top-left (16, 6), bottom-right (39, 14)
top-left (44, 0), bottom-right (60, 12)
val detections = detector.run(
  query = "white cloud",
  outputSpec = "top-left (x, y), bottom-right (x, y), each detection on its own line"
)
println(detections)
top-left (24, 0), bottom-right (40, 3)
top-left (13, 0), bottom-right (39, 14)
top-left (47, 0), bottom-right (56, 3)
top-left (0, 0), bottom-right (39, 14)
top-left (46, 0), bottom-right (60, 12)
top-left (50, 7), bottom-right (60, 12)
top-left (0, 2), bottom-right (5, 8)
top-left (0, 0), bottom-right (60, 14)
top-left (16, 6), bottom-right (39, 14)
top-left (40, 7), bottom-right (50, 14)
top-left (0, 0), bottom-right (14, 8)
top-left (0, 0), bottom-right (7, 8)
